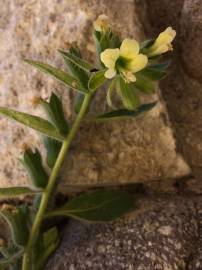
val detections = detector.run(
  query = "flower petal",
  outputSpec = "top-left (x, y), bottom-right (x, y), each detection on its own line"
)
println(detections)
top-left (155, 27), bottom-right (176, 47)
top-left (152, 45), bottom-right (170, 56)
top-left (120, 39), bottom-right (139, 59)
top-left (127, 54), bottom-right (148, 73)
top-left (101, 49), bottom-right (120, 69)
top-left (122, 71), bottom-right (136, 83)
top-left (127, 73), bottom-right (136, 82)
top-left (165, 27), bottom-right (176, 39)
top-left (104, 68), bottom-right (117, 79)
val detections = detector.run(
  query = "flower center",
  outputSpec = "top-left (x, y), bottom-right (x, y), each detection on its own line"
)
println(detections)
top-left (115, 56), bottom-right (129, 71)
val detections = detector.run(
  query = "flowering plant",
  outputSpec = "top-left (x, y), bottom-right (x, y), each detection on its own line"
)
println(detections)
top-left (0, 15), bottom-right (175, 270)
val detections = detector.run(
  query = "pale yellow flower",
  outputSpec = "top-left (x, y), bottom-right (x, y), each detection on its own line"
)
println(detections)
top-left (148, 27), bottom-right (176, 57)
top-left (93, 14), bottom-right (110, 33)
top-left (100, 39), bottom-right (148, 82)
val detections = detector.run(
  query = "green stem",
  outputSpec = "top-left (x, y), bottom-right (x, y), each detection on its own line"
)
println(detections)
top-left (22, 92), bottom-right (92, 270)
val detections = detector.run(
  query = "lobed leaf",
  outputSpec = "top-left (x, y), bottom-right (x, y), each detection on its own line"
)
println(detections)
top-left (22, 149), bottom-right (48, 188)
top-left (46, 189), bottom-right (135, 222)
top-left (93, 30), bottom-right (121, 55)
top-left (93, 102), bottom-right (157, 121)
top-left (0, 206), bottom-right (30, 247)
top-left (40, 92), bottom-right (69, 136)
top-left (24, 59), bottom-right (88, 93)
top-left (58, 49), bottom-right (95, 73)
top-left (0, 107), bottom-right (65, 141)
top-left (43, 137), bottom-right (62, 168)
top-left (59, 48), bottom-right (90, 90)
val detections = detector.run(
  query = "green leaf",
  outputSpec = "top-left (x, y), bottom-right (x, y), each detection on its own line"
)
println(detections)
top-left (118, 77), bottom-right (140, 110)
top-left (33, 194), bottom-right (42, 210)
top-left (99, 34), bottom-right (109, 53)
top-left (43, 227), bottom-right (58, 248)
top-left (58, 49), bottom-right (95, 72)
top-left (40, 92), bottom-right (69, 136)
top-left (0, 206), bottom-right (29, 246)
top-left (69, 47), bottom-right (81, 58)
top-left (0, 243), bottom-right (20, 261)
top-left (24, 59), bottom-right (88, 93)
top-left (88, 70), bottom-right (106, 91)
top-left (0, 187), bottom-right (41, 199)
top-left (33, 227), bottom-right (59, 270)
top-left (151, 61), bottom-right (171, 71)
top-left (0, 244), bottom-right (22, 270)
top-left (109, 32), bottom-right (121, 49)
top-left (134, 75), bottom-right (156, 94)
top-left (43, 137), bottom-right (62, 168)
top-left (93, 30), bottom-right (121, 55)
top-left (37, 241), bottom-right (59, 269)
top-left (46, 190), bottom-right (134, 222)
top-left (9, 260), bottom-right (22, 270)
top-left (140, 39), bottom-right (155, 50)
top-left (94, 31), bottom-right (108, 55)
top-left (22, 148), bottom-right (48, 188)
top-left (93, 31), bottom-right (102, 55)
top-left (0, 107), bottom-right (65, 141)
top-left (106, 78), bottom-right (117, 108)
top-left (74, 92), bottom-right (85, 114)
top-left (140, 67), bottom-right (166, 81)
top-left (93, 102), bottom-right (157, 121)
top-left (59, 48), bottom-right (90, 90)
top-left (94, 31), bottom-right (119, 67)
top-left (0, 249), bottom-right (23, 268)
top-left (139, 61), bottom-right (170, 81)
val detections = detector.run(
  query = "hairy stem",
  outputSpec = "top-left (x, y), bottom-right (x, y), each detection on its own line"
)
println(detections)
top-left (22, 92), bottom-right (92, 270)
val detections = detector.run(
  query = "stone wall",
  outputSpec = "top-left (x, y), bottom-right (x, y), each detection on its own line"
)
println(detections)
top-left (135, 0), bottom-right (202, 181)
top-left (0, 0), bottom-right (190, 188)
top-left (1, 0), bottom-right (202, 269)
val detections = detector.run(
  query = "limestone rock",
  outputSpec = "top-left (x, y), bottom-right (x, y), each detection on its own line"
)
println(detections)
top-left (135, 0), bottom-right (184, 34)
top-left (180, 0), bottom-right (202, 83)
top-left (46, 195), bottom-right (202, 270)
top-left (161, 68), bottom-right (202, 180)
top-left (0, 0), bottom-right (190, 188)
top-left (136, 0), bottom-right (202, 180)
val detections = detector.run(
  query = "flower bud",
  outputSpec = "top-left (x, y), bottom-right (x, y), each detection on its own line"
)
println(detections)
top-left (147, 27), bottom-right (176, 57)
top-left (93, 14), bottom-right (110, 33)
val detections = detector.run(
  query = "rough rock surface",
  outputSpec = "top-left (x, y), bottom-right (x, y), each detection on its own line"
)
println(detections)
top-left (180, 0), bottom-right (202, 83)
top-left (0, 0), bottom-right (190, 187)
top-left (46, 195), bottom-right (202, 270)
top-left (135, 0), bottom-right (202, 180)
